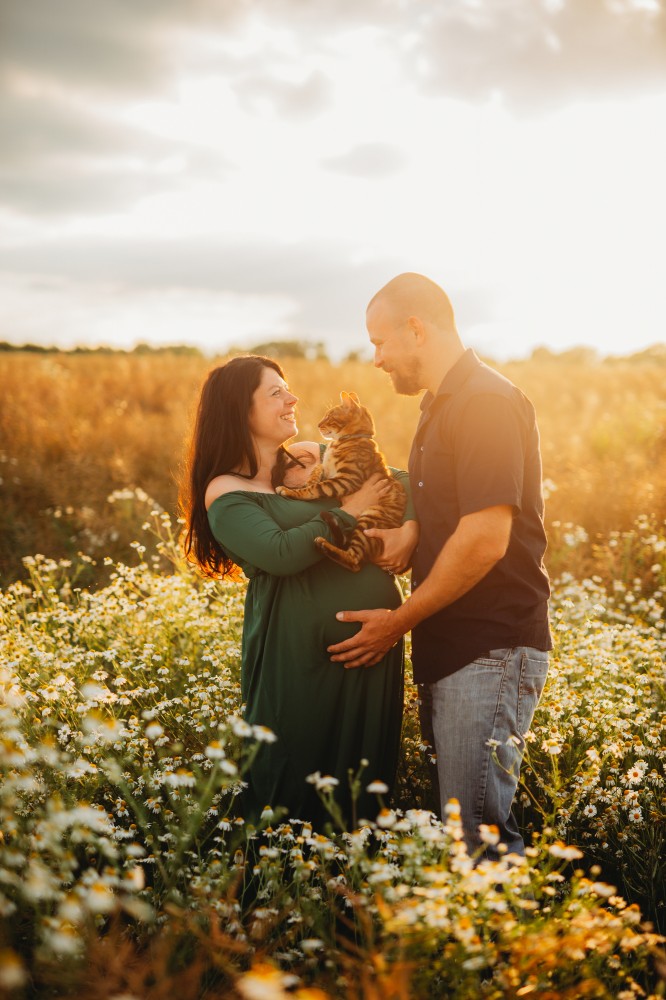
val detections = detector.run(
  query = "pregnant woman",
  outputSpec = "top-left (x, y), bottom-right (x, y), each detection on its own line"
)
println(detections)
top-left (180, 355), bottom-right (417, 829)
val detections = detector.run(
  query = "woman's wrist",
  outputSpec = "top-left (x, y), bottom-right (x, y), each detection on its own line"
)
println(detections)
top-left (402, 519), bottom-right (420, 542)
top-left (340, 497), bottom-right (361, 518)
top-left (332, 505), bottom-right (357, 527)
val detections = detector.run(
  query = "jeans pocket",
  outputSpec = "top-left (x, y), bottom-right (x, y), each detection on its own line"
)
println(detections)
top-left (517, 650), bottom-right (549, 736)
top-left (472, 648), bottom-right (512, 668)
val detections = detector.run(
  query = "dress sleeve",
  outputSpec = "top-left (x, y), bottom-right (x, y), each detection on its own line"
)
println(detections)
top-left (388, 467), bottom-right (418, 523)
top-left (207, 494), bottom-right (357, 577)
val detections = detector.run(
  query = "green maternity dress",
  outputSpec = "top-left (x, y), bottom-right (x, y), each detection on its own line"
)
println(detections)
top-left (208, 469), bottom-right (413, 830)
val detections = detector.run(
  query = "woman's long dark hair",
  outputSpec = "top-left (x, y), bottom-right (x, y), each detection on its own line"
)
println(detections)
top-left (180, 355), bottom-right (302, 578)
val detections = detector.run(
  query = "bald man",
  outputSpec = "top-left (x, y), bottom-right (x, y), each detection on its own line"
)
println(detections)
top-left (329, 273), bottom-right (552, 859)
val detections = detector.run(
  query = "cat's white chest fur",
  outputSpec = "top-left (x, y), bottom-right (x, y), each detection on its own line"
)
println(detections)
top-left (321, 449), bottom-right (339, 478)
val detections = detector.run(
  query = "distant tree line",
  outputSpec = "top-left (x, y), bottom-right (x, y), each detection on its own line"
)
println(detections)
top-left (0, 338), bottom-right (331, 360)
top-left (227, 339), bottom-right (330, 361)
top-left (0, 341), bottom-right (203, 357)
top-left (0, 339), bottom-right (664, 365)
top-left (528, 344), bottom-right (666, 366)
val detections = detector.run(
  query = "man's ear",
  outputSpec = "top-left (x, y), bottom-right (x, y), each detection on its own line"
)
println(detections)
top-left (407, 315), bottom-right (427, 345)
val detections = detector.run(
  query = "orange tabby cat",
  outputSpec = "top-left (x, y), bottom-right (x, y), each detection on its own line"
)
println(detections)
top-left (276, 391), bottom-right (406, 572)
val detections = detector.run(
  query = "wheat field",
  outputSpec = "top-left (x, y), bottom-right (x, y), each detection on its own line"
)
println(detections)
top-left (1, 348), bottom-right (665, 584)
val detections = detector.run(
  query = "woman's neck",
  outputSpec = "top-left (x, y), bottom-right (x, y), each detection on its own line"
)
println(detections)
top-left (234, 439), bottom-right (280, 487)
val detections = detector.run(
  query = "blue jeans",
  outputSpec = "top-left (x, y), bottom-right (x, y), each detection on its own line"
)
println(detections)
top-left (418, 647), bottom-right (549, 860)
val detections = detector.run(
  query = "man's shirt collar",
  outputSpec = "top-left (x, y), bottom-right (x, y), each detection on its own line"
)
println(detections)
top-left (420, 348), bottom-right (481, 412)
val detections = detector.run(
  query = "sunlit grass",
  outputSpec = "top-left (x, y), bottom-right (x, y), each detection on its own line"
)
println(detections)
top-left (1, 350), bottom-right (666, 584)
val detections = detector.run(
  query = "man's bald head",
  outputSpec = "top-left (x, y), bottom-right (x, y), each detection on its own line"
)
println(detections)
top-left (366, 273), bottom-right (464, 395)
top-left (367, 272), bottom-right (456, 336)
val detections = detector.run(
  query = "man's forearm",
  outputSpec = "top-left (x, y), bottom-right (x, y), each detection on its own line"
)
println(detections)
top-left (328, 506), bottom-right (513, 668)
top-left (389, 506), bottom-right (512, 636)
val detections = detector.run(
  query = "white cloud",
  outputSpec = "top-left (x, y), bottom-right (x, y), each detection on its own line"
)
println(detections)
top-left (234, 69), bottom-right (333, 119)
top-left (1, 0), bottom-right (665, 360)
top-left (322, 142), bottom-right (407, 178)
top-left (406, 0), bottom-right (666, 110)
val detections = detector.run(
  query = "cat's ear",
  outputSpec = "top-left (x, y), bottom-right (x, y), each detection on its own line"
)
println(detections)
top-left (348, 392), bottom-right (361, 407)
top-left (340, 391), bottom-right (353, 407)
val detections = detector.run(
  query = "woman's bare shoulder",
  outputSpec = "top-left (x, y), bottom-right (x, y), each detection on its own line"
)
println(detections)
top-left (205, 475), bottom-right (256, 509)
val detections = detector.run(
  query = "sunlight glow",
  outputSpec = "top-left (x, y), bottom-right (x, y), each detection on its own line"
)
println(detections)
top-left (1, 8), bottom-right (665, 359)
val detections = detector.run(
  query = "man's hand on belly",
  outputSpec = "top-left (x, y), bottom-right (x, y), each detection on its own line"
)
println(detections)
top-left (328, 608), bottom-right (402, 669)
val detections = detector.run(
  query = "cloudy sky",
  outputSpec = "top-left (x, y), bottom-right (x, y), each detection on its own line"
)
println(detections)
top-left (1, 0), bottom-right (665, 361)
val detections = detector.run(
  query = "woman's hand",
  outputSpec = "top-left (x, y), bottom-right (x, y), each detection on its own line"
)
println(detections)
top-left (340, 473), bottom-right (392, 519)
top-left (367, 519), bottom-right (420, 574)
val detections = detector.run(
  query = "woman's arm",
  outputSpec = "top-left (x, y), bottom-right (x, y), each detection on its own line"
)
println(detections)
top-left (388, 467), bottom-right (417, 524)
top-left (208, 494), bottom-right (356, 577)
top-left (207, 476), bottom-right (391, 577)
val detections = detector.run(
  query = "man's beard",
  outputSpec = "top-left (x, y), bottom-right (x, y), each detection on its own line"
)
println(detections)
top-left (390, 358), bottom-right (423, 396)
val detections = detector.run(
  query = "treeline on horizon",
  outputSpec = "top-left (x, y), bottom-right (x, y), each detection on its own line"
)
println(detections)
top-left (1, 337), bottom-right (666, 366)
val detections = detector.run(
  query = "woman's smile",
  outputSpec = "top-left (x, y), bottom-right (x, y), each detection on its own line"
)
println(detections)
top-left (248, 367), bottom-right (299, 442)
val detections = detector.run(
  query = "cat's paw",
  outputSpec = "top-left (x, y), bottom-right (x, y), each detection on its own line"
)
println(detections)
top-left (315, 536), bottom-right (362, 571)
top-left (315, 536), bottom-right (340, 558)
top-left (275, 485), bottom-right (295, 497)
top-left (320, 509), bottom-right (346, 548)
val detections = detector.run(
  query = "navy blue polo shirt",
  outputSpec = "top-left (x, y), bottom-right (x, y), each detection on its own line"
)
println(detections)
top-left (408, 349), bottom-right (552, 684)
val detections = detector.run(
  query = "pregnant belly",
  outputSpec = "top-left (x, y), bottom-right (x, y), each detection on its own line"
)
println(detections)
top-left (306, 562), bottom-right (403, 648)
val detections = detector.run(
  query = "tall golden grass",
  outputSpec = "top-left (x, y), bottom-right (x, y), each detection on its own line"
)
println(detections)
top-left (1, 349), bottom-right (665, 582)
